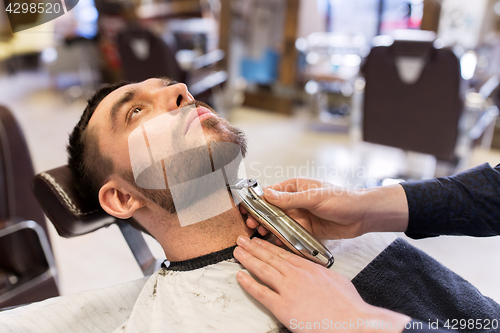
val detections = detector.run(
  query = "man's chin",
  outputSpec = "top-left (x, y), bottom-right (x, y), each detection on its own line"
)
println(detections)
top-left (201, 118), bottom-right (236, 143)
top-left (200, 125), bottom-right (219, 141)
top-left (201, 114), bottom-right (221, 129)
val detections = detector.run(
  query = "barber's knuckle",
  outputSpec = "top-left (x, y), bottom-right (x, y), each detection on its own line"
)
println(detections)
top-left (277, 249), bottom-right (290, 260)
top-left (272, 184), bottom-right (284, 192)
top-left (284, 193), bottom-right (295, 204)
top-left (234, 248), bottom-right (247, 261)
top-left (261, 262), bottom-right (275, 275)
top-left (267, 254), bottom-right (279, 266)
top-left (298, 181), bottom-right (309, 192)
top-left (254, 285), bottom-right (268, 300)
top-left (302, 266), bottom-right (319, 278)
top-left (284, 183), bottom-right (295, 192)
top-left (244, 240), bottom-right (257, 252)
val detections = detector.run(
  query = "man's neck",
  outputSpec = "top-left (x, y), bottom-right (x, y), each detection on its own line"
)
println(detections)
top-left (153, 206), bottom-right (253, 262)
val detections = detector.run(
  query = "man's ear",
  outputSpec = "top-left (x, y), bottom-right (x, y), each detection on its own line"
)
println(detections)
top-left (99, 179), bottom-right (144, 219)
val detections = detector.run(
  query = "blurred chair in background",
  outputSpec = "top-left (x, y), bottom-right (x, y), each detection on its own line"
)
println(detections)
top-left (41, 39), bottom-right (102, 101)
top-left (298, 32), bottom-right (367, 131)
top-left (40, 0), bottom-right (101, 101)
top-left (0, 106), bottom-right (59, 309)
top-left (117, 27), bottom-right (227, 110)
top-left (360, 30), bottom-right (498, 178)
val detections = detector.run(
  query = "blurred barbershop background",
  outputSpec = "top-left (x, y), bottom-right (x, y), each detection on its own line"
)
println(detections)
top-left (1, 0), bottom-right (500, 308)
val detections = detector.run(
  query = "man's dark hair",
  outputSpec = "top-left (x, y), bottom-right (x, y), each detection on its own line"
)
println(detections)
top-left (67, 81), bottom-right (130, 205)
top-left (67, 81), bottom-right (153, 234)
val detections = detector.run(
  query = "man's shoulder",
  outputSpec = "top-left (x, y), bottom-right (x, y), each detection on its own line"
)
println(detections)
top-left (0, 276), bottom-right (149, 332)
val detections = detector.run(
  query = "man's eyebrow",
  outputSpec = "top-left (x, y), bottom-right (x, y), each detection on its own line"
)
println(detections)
top-left (158, 77), bottom-right (177, 87)
top-left (110, 88), bottom-right (138, 130)
top-left (109, 79), bottom-right (175, 130)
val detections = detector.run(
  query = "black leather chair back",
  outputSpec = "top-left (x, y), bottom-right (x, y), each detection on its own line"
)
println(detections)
top-left (362, 38), bottom-right (462, 161)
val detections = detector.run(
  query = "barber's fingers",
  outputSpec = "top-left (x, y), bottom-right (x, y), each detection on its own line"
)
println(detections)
top-left (236, 271), bottom-right (281, 313)
top-left (244, 215), bottom-right (259, 228)
top-left (243, 215), bottom-right (269, 236)
top-left (248, 236), bottom-right (315, 269)
top-left (233, 246), bottom-right (284, 292)
top-left (239, 205), bottom-right (248, 215)
top-left (235, 237), bottom-right (294, 276)
top-left (264, 188), bottom-right (317, 211)
top-left (267, 177), bottom-right (323, 193)
top-left (236, 236), bottom-right (308, 272)
top-left (257, 225), bottom-right (268, 236)
top-left (239, 205), bottom-right (264, 231)
top-left (239, 205), bottom-right (269, 236)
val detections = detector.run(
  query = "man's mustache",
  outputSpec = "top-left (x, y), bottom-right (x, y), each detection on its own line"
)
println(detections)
top-left (184, 100), bottom-right (218, 115)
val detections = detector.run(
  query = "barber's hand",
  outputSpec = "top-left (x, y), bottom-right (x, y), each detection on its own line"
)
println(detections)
top-left (233, 236), bottom-right (410, 333)
top-left (240, 178), bottom-right (409, 239)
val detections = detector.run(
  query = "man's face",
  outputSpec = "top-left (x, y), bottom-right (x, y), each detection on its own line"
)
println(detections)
top-left (88, 78), bottom-right (246, 213)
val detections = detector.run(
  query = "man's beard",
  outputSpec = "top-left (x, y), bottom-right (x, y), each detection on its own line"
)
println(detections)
top-left (121, 101), bottom-right (247, 215)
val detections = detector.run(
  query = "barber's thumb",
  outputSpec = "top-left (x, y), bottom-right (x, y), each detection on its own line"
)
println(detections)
top-left (264, 188), bottom-right (308, 210)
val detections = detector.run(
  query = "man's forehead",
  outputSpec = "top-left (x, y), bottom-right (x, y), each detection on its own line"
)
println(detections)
top-left (88, 78), bottom-right (172, 129)
top-left (103, 82), bottom-right (137, 104)
top-left (88, 82), bottom-right (135, 130)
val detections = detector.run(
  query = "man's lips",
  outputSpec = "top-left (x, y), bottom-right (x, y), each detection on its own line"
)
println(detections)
top-left (185, 106), bottom-right (215, 134)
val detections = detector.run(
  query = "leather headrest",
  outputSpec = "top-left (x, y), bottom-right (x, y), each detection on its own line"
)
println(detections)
top-left (31, 166), bottom-right (116, 237)
top-left (390, 39), bottom-right (436, 58)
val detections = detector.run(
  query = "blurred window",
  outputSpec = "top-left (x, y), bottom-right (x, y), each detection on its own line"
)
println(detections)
top-left (73, 0), bottom-right (99, 39)
top-left (319, 0), bottom-right (424, 40)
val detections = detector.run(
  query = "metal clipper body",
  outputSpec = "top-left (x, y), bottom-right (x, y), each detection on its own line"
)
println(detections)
top-left (231, 179), bottom-right (334, 268)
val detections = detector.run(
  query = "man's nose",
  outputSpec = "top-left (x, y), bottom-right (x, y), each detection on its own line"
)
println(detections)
top-left (160, 83), bottom-right (194, 111)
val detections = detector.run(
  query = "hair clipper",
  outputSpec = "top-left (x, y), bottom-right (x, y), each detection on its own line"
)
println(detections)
top-left (231, 179), bottom-right (334, 268)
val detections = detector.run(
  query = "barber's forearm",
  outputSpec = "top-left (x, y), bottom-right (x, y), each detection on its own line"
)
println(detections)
top-left (358, 184), bottom-right (409, 234)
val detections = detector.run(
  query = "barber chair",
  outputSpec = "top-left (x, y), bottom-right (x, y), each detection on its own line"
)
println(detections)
top-left (32, 166), bottom-right (163, 277)
top-left (360, 31), bottom-right (499, 177)
top-left (117, 27), bottom-right (227, 107)
top-left (0, 106), bottom-right (59, 308)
